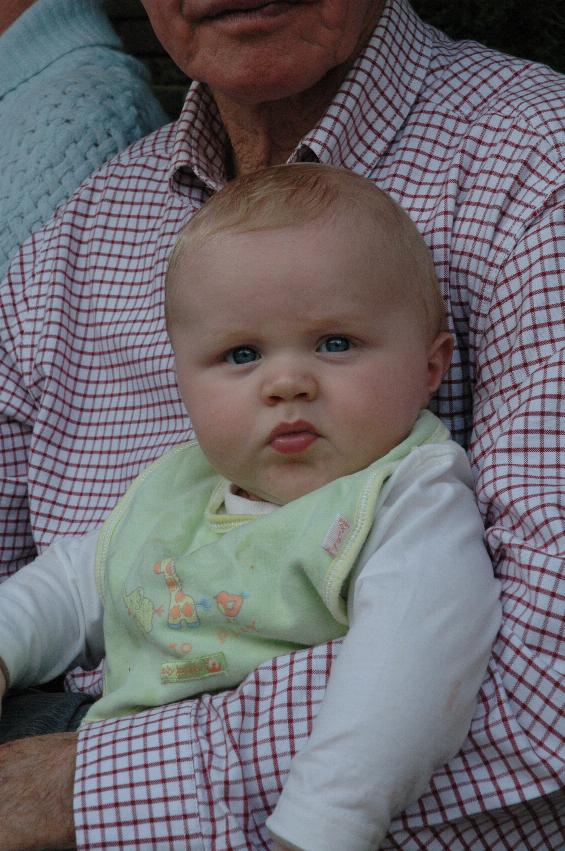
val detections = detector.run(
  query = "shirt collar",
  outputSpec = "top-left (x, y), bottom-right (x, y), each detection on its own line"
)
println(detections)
top-left (298, 0), bottom-right (431, 174)
top-left (223, 483), bottom-right (277, 516)
top-left (0, 0), bottom-right (122, 99)
top-left (170, 81), bottom-right (231, 195)
top-left (169, 0), bottom-right (431, 192)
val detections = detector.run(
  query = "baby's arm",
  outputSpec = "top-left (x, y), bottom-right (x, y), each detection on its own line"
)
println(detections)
top-left (267, 441), bottom-right (501, 850)
top-left (0, 529), bottom-right (103, 706)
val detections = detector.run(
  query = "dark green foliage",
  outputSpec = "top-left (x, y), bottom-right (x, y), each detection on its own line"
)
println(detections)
top-left (411, 0), bottom-right (565, 73)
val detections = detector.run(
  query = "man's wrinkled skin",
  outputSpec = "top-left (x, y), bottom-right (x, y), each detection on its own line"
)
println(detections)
top-left (0, 733), bottom-right (77, 850)
top-left (141, 0), bottom-right (385, 175)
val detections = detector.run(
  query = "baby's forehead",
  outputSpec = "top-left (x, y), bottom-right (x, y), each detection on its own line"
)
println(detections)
top-left (174, 223), bottom-right (416, 311)
top-left (179, 207), bottom-right (400, 262)
top-left (171, 200), bottom-right (432, 286)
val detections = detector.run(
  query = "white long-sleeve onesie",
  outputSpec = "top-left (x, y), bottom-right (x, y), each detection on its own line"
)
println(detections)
top-left (0, 441), bottom-right (501, 850)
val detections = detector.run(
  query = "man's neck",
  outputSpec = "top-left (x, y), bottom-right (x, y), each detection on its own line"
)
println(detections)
top-left (0, 0), bottom-right (35, 36)
top-left (212, 58), bottom-right (357, 177)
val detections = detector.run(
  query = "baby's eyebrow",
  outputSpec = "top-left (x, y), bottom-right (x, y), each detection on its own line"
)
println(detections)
top-left (302, 314), bottom-right (373, 333)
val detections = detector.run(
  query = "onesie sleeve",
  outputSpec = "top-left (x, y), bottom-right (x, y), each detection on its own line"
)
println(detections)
top-left (0, 529), bottom-right (103, 689)
top-left (267, 442), bottom-right (502, 850)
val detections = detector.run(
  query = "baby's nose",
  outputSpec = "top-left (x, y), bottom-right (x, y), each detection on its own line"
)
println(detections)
top-left (261, 363), bottom-right (317, 404)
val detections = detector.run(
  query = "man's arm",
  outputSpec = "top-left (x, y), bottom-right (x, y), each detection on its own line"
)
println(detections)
top-left (0, 733), bottom-right (77, 851)
top-left (0, 321), bottom-right (36, 580)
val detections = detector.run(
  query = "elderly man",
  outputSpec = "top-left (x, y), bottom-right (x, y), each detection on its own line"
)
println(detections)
top-left (0, 0), bottom-right (563, 849)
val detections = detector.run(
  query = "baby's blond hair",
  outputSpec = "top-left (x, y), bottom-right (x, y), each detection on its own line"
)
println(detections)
top-left (166, 163), bottom-right (445, 337)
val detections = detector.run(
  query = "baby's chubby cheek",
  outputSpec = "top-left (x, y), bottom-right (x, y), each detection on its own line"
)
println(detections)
top-left (190, 407), bottom-right (249, 479)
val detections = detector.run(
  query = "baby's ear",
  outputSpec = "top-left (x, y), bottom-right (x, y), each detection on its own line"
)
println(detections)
top-left (426, 331), bottom-right (453, 394)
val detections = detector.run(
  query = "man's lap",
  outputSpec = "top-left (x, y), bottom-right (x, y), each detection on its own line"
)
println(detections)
top-left (0, 688), bottom-right (94, 744)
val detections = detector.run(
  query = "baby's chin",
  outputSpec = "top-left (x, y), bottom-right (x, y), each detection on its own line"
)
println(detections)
top-left (239, 473), bottom-right (348, 507)
top-left (230, 452), bottom-right (380, 506)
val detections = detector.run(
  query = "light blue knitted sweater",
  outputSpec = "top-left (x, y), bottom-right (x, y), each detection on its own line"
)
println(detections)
top-left (0, 0), bottom-right (169, 279)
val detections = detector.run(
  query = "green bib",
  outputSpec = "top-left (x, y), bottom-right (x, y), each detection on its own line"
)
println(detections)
top-left (85, 410), bottom-right (448, 722)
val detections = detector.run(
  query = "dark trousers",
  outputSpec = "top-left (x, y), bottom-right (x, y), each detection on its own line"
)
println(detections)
top-left (0, 687), bottom-right (95, 743)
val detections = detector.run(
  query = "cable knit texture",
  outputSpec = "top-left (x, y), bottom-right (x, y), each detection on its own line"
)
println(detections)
top-left (0, 0), bottom-right (168, 278)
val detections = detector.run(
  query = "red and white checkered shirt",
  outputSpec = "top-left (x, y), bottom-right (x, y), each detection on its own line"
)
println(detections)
top-left (1, 0), bottom-right (563, 847)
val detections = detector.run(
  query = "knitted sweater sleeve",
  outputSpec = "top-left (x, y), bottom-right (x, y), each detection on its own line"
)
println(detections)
top-left (0, 10), bottom-right (168, 278)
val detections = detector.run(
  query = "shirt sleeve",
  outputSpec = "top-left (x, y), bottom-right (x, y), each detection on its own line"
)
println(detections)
top-left (266, 442), bottom-right (501, 850)
top-left (0, 530), bottom-right (103, 688)
top-left (0, 238), bottom-right (39, 578)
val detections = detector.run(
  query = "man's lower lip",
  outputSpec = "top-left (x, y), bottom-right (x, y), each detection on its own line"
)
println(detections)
top-left (270, 432), bottom-right (317, 454)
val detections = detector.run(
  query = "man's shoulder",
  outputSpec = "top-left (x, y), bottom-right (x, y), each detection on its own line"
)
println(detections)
top-left (37, 119), bottom-right (180, 233)
top-left (423, 31), bottom-right (564, 148)
top-left (2, 119), bottom-right (181, 293)
top-left (77, 120), bottom-right (178, 187)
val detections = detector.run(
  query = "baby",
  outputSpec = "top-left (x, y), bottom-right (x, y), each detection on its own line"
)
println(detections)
top-left (0, 164), bottom-right (500, 849)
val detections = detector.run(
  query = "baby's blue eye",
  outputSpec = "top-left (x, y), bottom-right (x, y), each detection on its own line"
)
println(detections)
top-left (225, 345), bottom-right (261, 365)
top-left (318, 336), bottom-right (351, 353)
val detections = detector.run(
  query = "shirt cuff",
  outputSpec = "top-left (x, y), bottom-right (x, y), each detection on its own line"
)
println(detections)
top-left (74, 702), bottom-right (205, 850)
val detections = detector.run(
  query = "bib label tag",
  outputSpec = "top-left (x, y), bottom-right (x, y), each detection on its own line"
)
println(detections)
top-left (160, 652), bottom-right (227, 684)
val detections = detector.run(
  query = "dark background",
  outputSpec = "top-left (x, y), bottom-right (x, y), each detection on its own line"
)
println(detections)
top-left (105, 0), bottom-right (565, 119)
